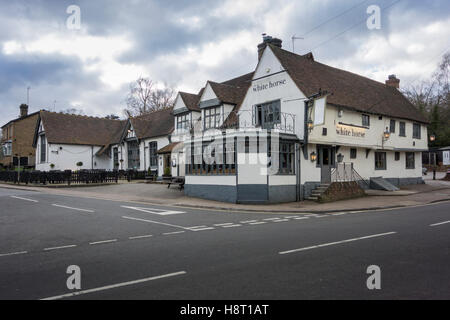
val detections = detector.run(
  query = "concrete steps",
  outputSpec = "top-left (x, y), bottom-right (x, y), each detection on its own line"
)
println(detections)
top-left (307, 183), bottom-right (331, 201)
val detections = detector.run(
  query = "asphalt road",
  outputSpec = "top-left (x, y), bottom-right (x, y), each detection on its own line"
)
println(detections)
top-left (0, 187), bottom-right (449, 300)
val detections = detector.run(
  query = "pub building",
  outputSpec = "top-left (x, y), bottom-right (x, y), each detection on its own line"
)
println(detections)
top-left (171, 35), bottom-right (428, 204)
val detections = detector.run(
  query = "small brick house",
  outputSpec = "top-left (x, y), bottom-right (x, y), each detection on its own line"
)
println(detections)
top-left (1, 104), bottom-right (40, 169)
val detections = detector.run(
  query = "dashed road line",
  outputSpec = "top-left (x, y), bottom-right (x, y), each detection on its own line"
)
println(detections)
top-left (190, 227), bottom-right (215, 231)
top-left (121, 216), bottom-right (192, 231)
top-left (240, 220), bottom-right (258, 223)
top-left (272, 219), bottom-right (289, 222)
top-left (214, 223), bottom-right (235, 226)
top-left (40, 271), bottom-right (187, 300)
top-left (430, 220), bottom-right (450, 227)
top-left (44, 245), bottom-right (77, 251)
top-left (279, 231), bottom-right (397, 255)
top-left (332, 212), bottom-right (347, 216)
top-left (89, 239), bottom-right (117, 245)
top-left (222, 224), bottom-right (242, 228)
top-left (0, 251), bottom-right (28, 257)
top-left (263, 218), bottom-right (282, 221)
top-left (249, 221), bottom-right (267, 225)
top-left (10, 196), bottom-right (38, 203)
top-left (163, 231), bottom-right (185, 235)
top-left (294, 217), bottom-right (309, 220)
top-left (52, 204), bottom-right (94, 213)
top-left (129, 234), bottom-right (153, 240)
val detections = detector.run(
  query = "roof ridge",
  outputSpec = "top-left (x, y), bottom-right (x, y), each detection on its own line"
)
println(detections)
top-left (271, 44), bottom-right (388, 88)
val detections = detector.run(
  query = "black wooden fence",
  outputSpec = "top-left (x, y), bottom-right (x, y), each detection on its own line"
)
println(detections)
top-left (0, 170), bottom-right (148, 185)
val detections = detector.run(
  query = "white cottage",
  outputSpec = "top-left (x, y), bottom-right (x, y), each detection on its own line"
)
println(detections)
top-left (179, 35), bottom-right (428, 203)
top-left (33, 111), bottom-right (126, 171)
top-left (110, 108), bottom-right (174, 177)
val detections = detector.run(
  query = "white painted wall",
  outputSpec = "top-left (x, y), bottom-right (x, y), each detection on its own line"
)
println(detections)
top-left (186, 175), bottom-right (236, 186)
top-left (336, 147), bottom-right (422, 180)
top-left (35, 136), bottom-right (113, 171)
top-left (309, 104), bottom-right (428, 151)
top-left (239, 47), bottom-right (306, 139)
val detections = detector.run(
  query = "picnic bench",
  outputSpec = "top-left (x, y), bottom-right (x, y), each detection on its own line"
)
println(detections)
top-left (165, 176), bottom-right (185, 190)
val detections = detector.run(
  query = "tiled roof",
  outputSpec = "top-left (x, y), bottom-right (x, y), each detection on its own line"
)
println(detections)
top-left (269, 45), bottom-right (428, 123)
top-left (157, 142), bottom-right (181, 154)
top-left (179, 92), bottom-right (201, 111)
top-left (39, 111), bottom-right (126, 146)
top-left (130, 107), bottom-right (174, 139)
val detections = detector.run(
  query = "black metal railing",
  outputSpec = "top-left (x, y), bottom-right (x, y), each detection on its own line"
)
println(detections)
top-left (331, 162), bottom-right (370, 188)
top-left (0, 169), bottom-right (149, 185)
top-left (173, 110), bottom-right (296, 135)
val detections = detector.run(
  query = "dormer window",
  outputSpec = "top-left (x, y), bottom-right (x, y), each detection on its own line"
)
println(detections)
top-left (204, 107), bottom-right (221, 129)
top-left (176, 114), bottom-right (189, 130)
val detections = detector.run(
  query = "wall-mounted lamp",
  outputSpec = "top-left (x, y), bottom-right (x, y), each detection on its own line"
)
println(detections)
top-left (310, 151), bottom-right (317, 162)
top-left (383, 127), bottom-right (390, 140)
top-left (337, 153), bottom-right (344, 163)
top-left (307, 118), bottom-right (314, 132)
top-left (338, 109), bottom-right (343, 118)
top-left (430, 134), bottom-right (436, 142)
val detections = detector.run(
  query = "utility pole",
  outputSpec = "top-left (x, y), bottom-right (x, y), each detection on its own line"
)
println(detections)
top-left (291, 35), bottom-right (304, 53)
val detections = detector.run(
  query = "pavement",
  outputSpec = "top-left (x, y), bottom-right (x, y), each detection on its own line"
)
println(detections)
top-left (0, 186), bottom-right (449, 299)
top-left (1, 173), bottom-right (450, 213)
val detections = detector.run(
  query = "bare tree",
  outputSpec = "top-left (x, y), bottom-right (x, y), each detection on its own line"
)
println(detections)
top-left (105, 114), bottom-right (120, 120)
top-left (60, 108), bottom-right (85, 115)
top-left (403, 53), bottom-right (450, 147)
top-left (125, 77), bottom-right (175, 116)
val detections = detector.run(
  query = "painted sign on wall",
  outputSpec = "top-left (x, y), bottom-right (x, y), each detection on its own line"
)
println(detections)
top-left (336, 124), bottom-right (366, 138)
top-left (252, 79), bottom-right (286, 92)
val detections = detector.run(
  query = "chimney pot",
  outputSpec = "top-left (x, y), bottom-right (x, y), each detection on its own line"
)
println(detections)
top-left (257, 34), bottom-right (282, 61)
top-left (19, 104), bottom-right (28, 117)
top-left (385, 74), bottom-right (400, 89)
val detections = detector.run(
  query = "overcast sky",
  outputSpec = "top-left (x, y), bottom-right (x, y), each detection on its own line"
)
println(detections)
top-left (0, 0), bottom-right (449, 122)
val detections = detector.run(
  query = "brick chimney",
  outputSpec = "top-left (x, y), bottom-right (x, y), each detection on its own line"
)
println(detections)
top-left (19, 104), bottom-right (28, 117)
top-left (258, 34), bottom-right (282, 61)
top-left (385, 74), bottom-right (400, 89)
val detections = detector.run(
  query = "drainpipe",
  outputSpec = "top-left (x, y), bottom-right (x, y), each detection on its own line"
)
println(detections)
top-left (91, 146), bottom-right (94, 169)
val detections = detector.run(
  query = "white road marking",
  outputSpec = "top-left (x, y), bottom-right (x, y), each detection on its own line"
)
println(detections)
top-left (44, 245), bottom-right (77, 251)
top-left (314, 215), bottom-right (327, 218)
top-left (332, 213), bottom-right (347, 216)
top-left (294, 217), bottom-right (309, 220)
top-left (222, 224), bottom-right (241, 228)
top-left (249, 221), bottom-right (267, 225)
top-left (89, 239), bottom-right (117, 245)
top-left (279, 232), bottom-right (397, 255)
top-left (121, 216), bottom-right (192, 231)
top-left (264, 218), bottom-right (282, 221)
top-left (10, 196), bottom-right (38, 202)
top-left (272, 219), bottom-right (289, 222)
top-left (163, 231), bottom-right (185, 235)
top-left (188, 225), bottom-right (208, 229)
top-left (189, 227), bottom-right (215, 231)
top-left (240, 220), bottom-right (258, 223)
top-left (121, 206), bottom-right (185, 216)
top-left (213, 223), bottom-right (235, 226)
top-left (129, 234), bottom-right (153, 240)
top-left (0, 251), bottom-right (28, 257)
top-left (430, 220), bottom-right (450, 227)
top-left (52, 204), bottom-right (94, 213)
top-left (284, 216), bottom-right (299, 218)
top-left (40, 271), bottom-right (187, 300)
